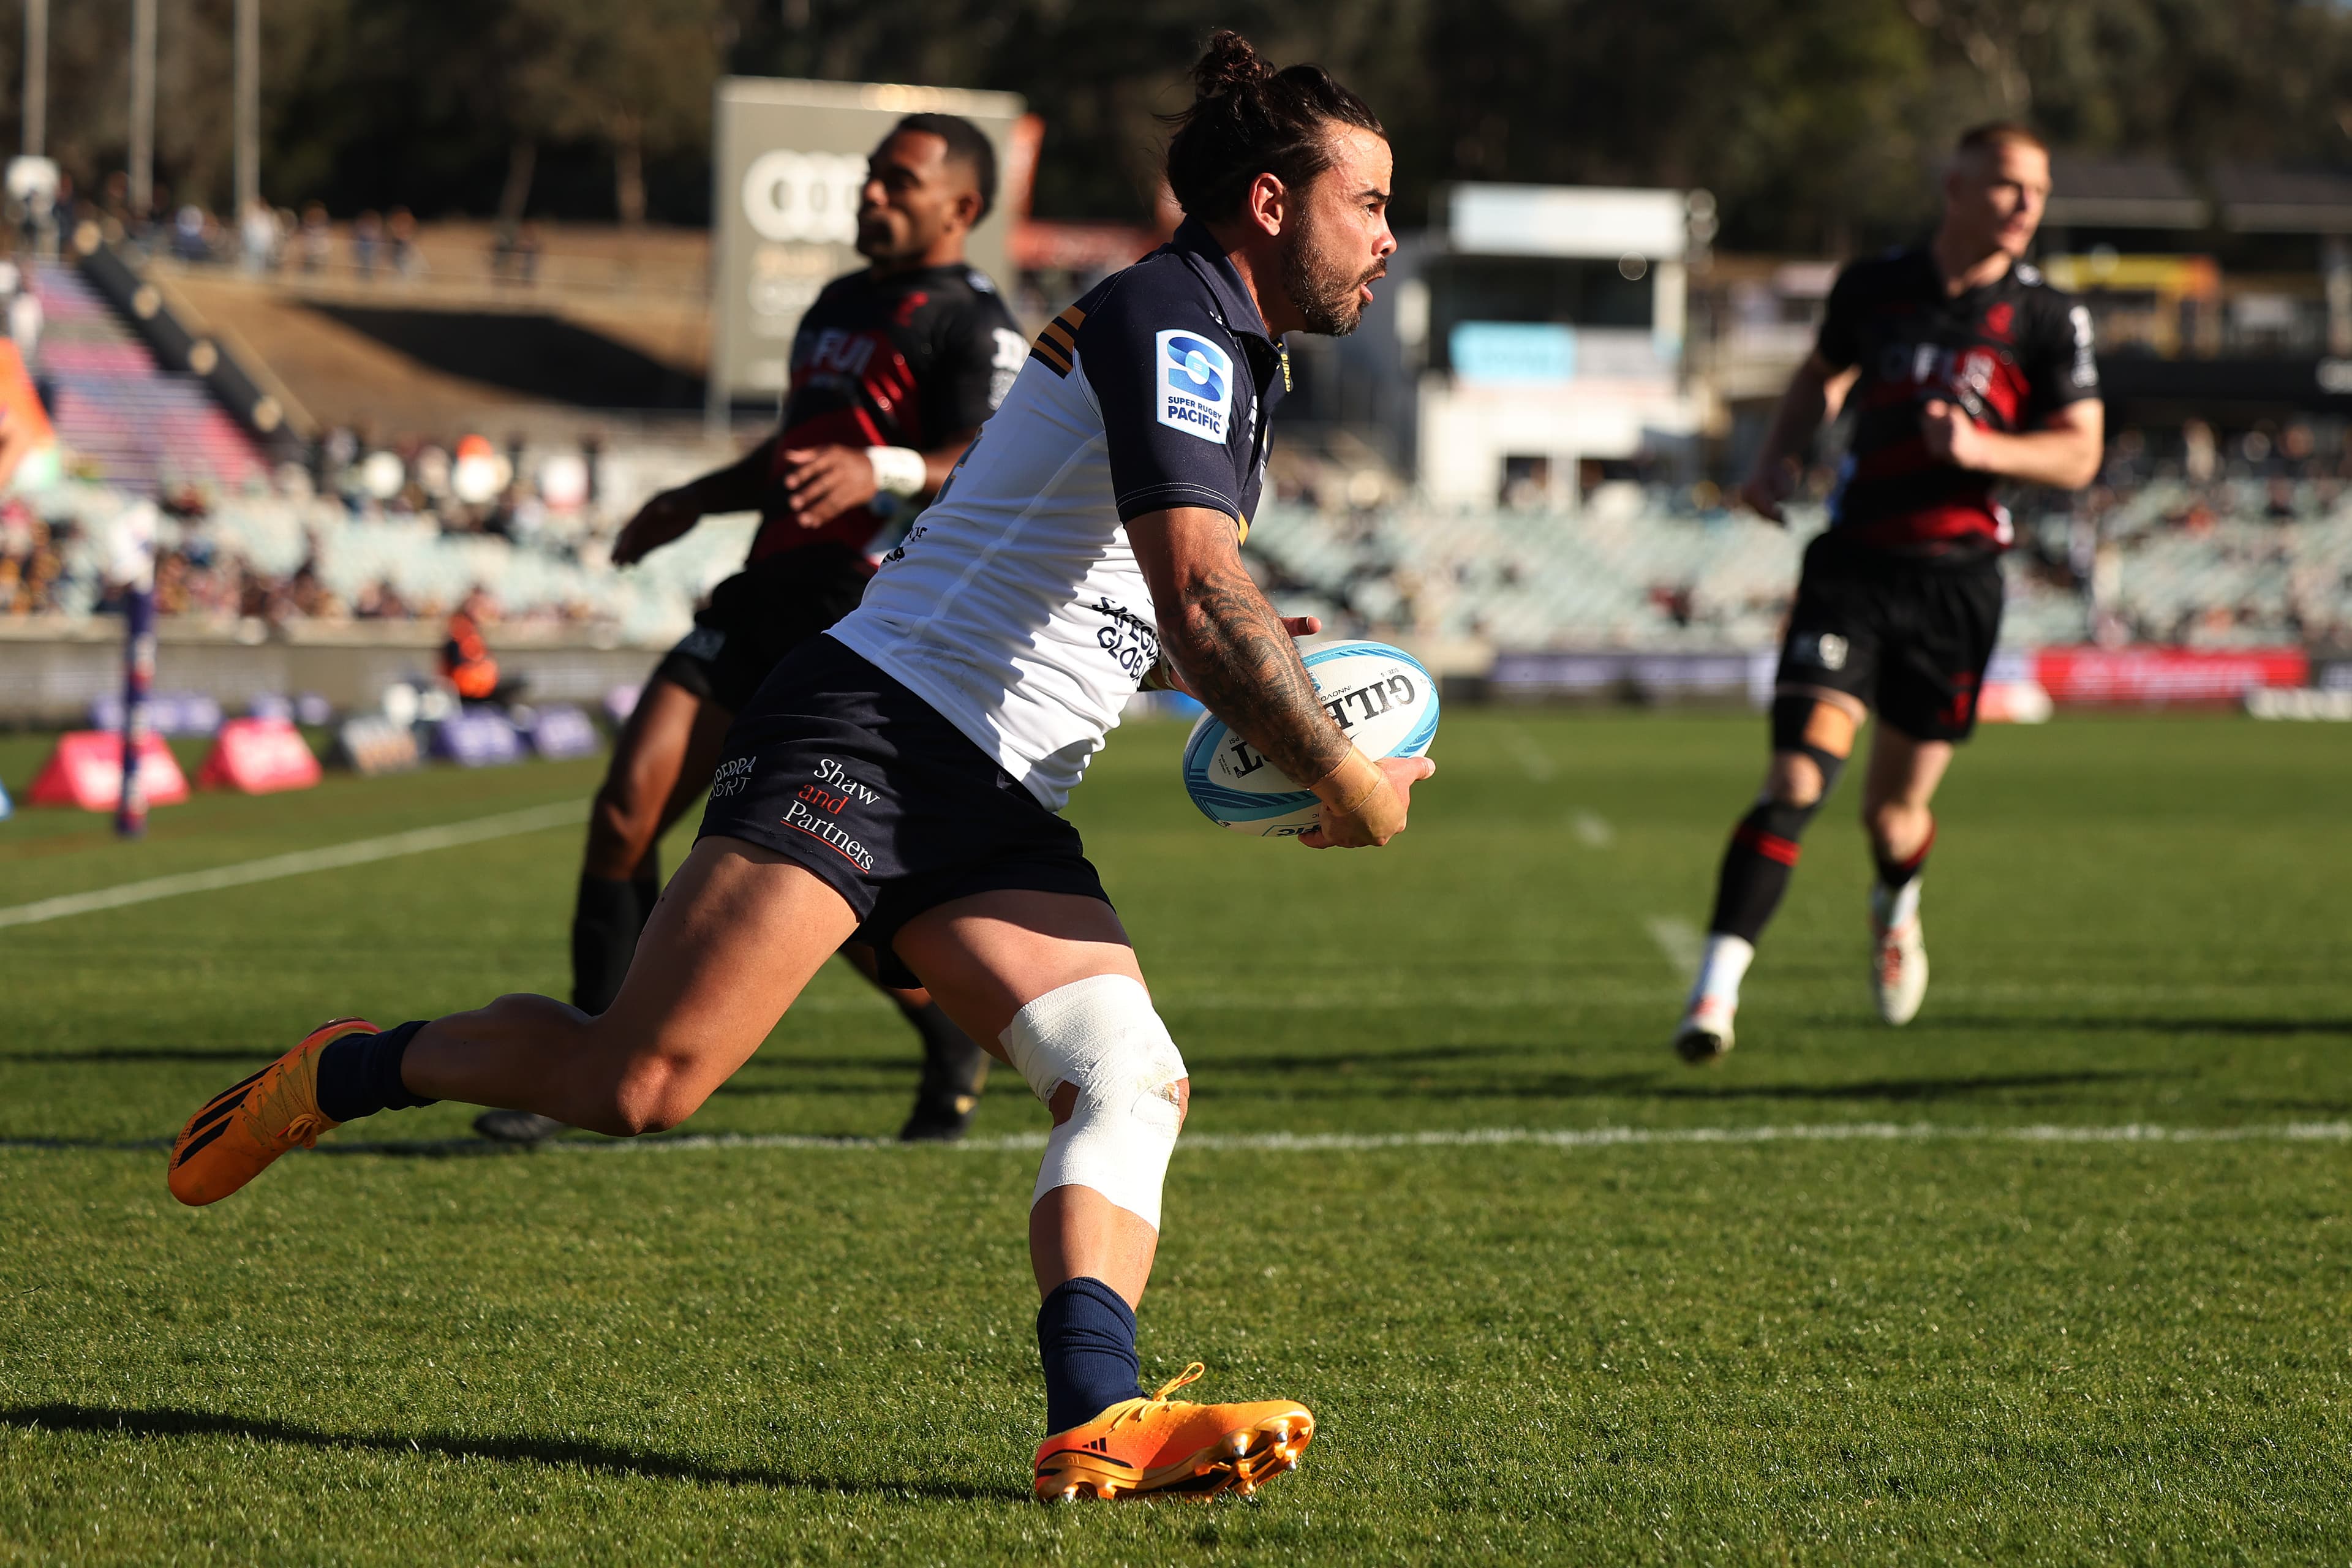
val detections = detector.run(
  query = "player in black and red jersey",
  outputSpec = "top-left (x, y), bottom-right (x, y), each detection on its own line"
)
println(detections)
top-left (475, 113), bottom-right (1027, 1142)
top-left (1673, 122), bottom-right (2103, 1063)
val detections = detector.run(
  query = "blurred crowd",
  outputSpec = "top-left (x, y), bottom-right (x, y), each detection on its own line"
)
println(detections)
top-left (13, 168), bottom-right (556, 288)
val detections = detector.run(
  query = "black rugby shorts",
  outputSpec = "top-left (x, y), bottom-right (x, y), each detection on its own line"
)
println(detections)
top-left (697, 635), bottom-right (1111, 988)
top-left (1774, 534), bottom-right (2005, 743)
top-left (652, 543), bottom-right (872, 715)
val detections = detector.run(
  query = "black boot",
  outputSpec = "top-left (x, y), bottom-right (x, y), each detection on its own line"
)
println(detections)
top-left (897, 1001), bottom-right (992, 1142)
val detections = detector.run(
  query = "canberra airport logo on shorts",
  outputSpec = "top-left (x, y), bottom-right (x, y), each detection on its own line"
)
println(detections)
top-left (709, 756), bottom-right (755, 798)
top-left (1157, 330), bottom-right (1232, 443)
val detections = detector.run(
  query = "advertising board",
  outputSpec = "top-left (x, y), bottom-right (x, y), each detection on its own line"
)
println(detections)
top-left (709, 78), bottom-right (1028, 413)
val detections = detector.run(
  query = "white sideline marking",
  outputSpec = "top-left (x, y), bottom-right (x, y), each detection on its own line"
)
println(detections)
top-left (5, 1121), bottom-right (2346, 1157)
top-left (526, 1120), bottom-right (2352, 1155)
top-left (0, 802), bottom-right (582, 930)
top-left (1499, 726), bottom-right (1556, 782)
top-left (1572, 810), bottom-right (1615, 848)
top-left (1645, 915), bottom-right (1702, 981)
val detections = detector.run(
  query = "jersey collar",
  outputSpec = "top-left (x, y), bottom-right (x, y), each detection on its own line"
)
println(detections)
top-left (1169, 217), bottom-right (1275, 346)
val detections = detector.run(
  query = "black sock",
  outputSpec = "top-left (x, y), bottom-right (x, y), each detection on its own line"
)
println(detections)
top-left (1874, 820), bottom-right (1936, 891)
top-left (315, 1021), bottom-right (438, 1122)
top-left (570, 875), bottom-right (639, 1015)
top-left (1706, 802), bottom-right (1809, 944)
top-left (1037, 1277), bottom-right (1146, 1434)
top-left (903, 1000), bottom-right (989, 1096)
top-left (630, 852), bottom-right (661, 940)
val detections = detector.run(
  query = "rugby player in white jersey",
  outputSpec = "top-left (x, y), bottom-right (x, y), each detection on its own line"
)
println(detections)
top-left (167, 32), bottom-right (1427, 1502)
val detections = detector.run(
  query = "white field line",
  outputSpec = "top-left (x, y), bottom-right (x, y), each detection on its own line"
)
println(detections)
top-left (546, 1121), bottom-right (2352, 1156)
top-left (1499, 726), bottom-right (1557, 782)
top-left (1572, 810), bottom-right (1615, 848)
top-left (1645, 914), bottom-right (1703, 981)
top-left (10, 1121), bottom-right (2346, 1156)
top-left (0, 802), bottom-right (582, 930)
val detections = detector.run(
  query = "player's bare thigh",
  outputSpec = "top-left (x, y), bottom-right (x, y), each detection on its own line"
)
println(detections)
top-left (892, 889), bottom-right (1150, 1051)
top-left (408, 836), bottom-right (859, 1131)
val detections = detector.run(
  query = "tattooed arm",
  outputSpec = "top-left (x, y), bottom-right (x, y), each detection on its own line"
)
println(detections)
top-left (1128, 507), bottom-right (1433, 848)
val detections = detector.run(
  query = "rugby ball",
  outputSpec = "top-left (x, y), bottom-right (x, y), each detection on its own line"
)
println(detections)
top-left (1180, 640), bottom-right (1439, 836)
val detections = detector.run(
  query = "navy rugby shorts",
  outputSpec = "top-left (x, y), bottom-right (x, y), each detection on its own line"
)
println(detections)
top-left (697, 634), bottom-right (1111, 987)
top-left (652, 543), bottom-right (872, 715)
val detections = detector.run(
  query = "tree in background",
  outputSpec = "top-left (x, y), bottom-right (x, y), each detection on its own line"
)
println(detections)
top-left (503, 0), bottom-right (731, 227)
top-left (2, 0), bottom-right (2352, 251)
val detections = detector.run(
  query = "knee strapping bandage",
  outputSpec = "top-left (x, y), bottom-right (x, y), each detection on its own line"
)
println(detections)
top-left (1761, 694), bottom-right (1849, 837)
top-left (1000, 974), bottom-right (1186, 1231)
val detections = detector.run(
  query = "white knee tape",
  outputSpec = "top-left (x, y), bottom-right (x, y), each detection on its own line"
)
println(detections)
top-left (999, 974), bottom-right (1186, 1231)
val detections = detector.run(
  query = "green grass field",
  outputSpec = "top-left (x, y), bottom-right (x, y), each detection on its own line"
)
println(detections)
top-left (2, 710), bottom-right (2348, 1564)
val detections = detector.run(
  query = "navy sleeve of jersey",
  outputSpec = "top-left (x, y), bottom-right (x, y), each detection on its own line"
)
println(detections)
top-left (922, 279), bottom-right (1024, 442)
top-left (1076, 271), bottom-right (1255, 524)
top-left (1814, 262), bottom-right (1866, 371)
top-left (2026, 290), bottom-right (2101, 418)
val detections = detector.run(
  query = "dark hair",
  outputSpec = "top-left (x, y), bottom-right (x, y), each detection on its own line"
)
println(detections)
top-left (1956, 121), bottom-right (2047, 158)
top-left (1163, 31), bottom-right (1384, 222)
top-left (890, 113), bottom-right (998, 222)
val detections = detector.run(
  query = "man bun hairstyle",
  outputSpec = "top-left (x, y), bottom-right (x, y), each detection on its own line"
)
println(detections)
top-left (892, 112), bottom-right (998, 222)
top-left (1164, 31), bottom-right (1384, 222)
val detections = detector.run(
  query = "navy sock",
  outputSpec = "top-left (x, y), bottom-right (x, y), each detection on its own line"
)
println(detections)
top-left (1036, 1277), bottom-right (1145, 1434)
top-left (315, 1021), bottom-right (439, 1123)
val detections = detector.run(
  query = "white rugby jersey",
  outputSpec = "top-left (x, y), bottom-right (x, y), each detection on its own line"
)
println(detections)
top-left (829, 219), bottom-right (1287, 811)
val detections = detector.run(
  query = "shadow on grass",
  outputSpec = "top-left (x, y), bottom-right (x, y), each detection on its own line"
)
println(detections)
top-left (0, 1403), bottom-right (1008, 1501)
top-left (1934, 1015), bottom-right (2352, 1038)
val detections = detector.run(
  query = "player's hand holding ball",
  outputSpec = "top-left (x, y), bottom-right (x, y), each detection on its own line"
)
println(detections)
top-left (1298, 749), bottom-right (1435, 849)
top-left (1181, 640), bottom-right (1441, 845)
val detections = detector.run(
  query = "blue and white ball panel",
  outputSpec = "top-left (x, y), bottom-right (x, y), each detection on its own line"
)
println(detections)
top-left (1181, 640), bottom-right (1440, 837)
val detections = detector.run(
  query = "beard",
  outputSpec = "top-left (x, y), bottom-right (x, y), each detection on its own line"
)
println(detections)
top-left (1280, 217), bottom-right (1379, 337)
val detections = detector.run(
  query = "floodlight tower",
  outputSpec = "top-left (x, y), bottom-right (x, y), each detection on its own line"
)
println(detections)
top-left (22, 0), bottom-right (45, 159)
top-left (129, 0), bottom-right (156, 215)
top-left (235, 0), bottom-right (260, 215)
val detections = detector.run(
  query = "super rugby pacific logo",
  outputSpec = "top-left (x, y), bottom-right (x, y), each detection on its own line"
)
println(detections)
top-left (1156, 330), bottom-right (1231, 444)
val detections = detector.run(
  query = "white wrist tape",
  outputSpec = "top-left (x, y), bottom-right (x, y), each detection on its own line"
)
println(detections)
top-left (866, 445), bottom-right (927, 499)
top-left (1000, 973), bottom-right (1187, 1231)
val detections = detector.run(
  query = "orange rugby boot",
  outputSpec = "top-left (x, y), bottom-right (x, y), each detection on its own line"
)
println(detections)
top-left (1031, 1362), bottom-right (1314, 1502)
top-left (167, 1019), bottom-right (376, 1207)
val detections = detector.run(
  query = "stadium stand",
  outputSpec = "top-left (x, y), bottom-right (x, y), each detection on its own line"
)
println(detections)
top-left (29, 262), bottom-right (270, 495)
top-left (1243, 479), bottom-right (2352, 657)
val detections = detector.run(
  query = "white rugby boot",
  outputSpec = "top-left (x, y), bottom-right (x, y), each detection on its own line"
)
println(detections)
top-left (1869, 881), bottom-right (1929, 1025)
top-left (1672, 933), bottom-right (1752, 1064)
top-left (1672, 995), bottom-right (1737, 1064)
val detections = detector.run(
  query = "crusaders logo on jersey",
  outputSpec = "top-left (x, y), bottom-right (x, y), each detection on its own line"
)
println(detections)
top-left (1983, 301), bottom-right (2015, 341)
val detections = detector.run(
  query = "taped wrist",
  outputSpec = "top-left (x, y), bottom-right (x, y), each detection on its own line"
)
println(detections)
top-left (1308, 747), bottom-right (1403, 838)
top-left (866, 445), bottom-right (927, 499)
top-left (1000, 974), bottom-right (1187, 1231)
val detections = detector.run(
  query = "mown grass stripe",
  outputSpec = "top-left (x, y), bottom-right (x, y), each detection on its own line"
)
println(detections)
top-left (7, 1121), bottom-right (2345, 1156)
top-left (0, 802), bottom-right (582, 930)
